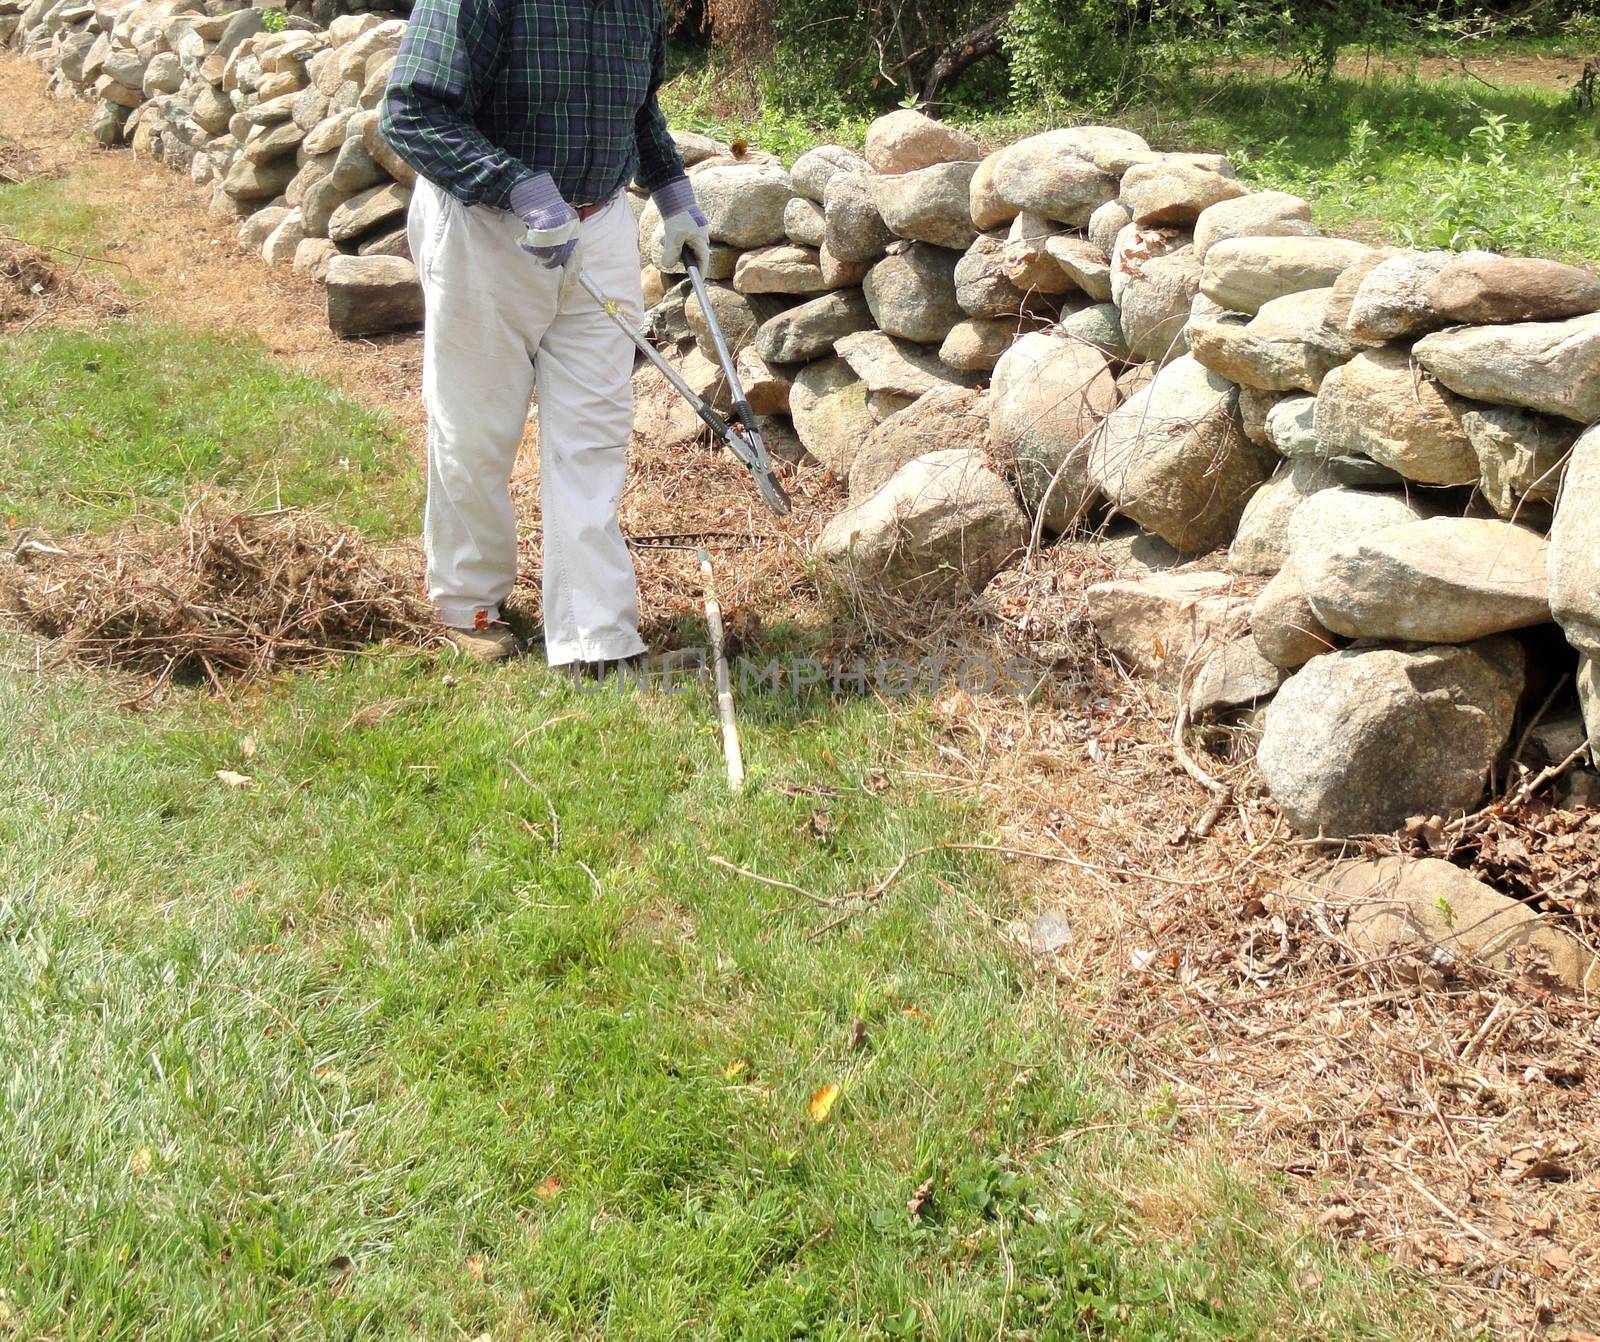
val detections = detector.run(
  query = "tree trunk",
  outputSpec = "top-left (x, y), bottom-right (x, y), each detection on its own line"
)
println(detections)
top-left (918, 4), bottom-right (1015, 108)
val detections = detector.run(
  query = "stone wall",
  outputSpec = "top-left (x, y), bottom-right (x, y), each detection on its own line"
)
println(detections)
top-left (8, 0), bottom-right (1599, 842)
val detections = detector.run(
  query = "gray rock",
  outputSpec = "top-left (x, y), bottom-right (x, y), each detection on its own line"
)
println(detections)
top-left (783, 195), bottom-right (825, 247)
top-left (693, 163), bottom-right (793, 249)
top-left (731, 244), bottom-right (831, 296)
top-left (90, 98), bottom-right (130, 146)
top-left (1428, 255), bottom-right (1600, 326)
top-left (1116, 243), bottom-right (1202, 363)
top-left (1201, 235), bottom-right (1373, 315)
top-left (823, 170), bottom-right (895, 265)
top-left (1303, 517), bottom-right (1550, 643)
top-left (293, 234), bottom-right (339, 282)
top-left (1461, 405), bottom-right (1576, 519)
top-left (1344, 250), bottom-right (1493, 342)
top-left (1251, 565), bottom-right (1338, 669)
top-left (1188, 634), bottom-right (1287, 717)
top-left (1227, 459), bottom-right (1338, 576)
top-left (326, 180), bottom-right (409, 244)
top-left (670, 128), bottom-right (730, 166)
top-left (789, 357), bottom-right (874, 475)
top-left (834, 330), bottom-right (976, 399)
top-left (1285, 486), bottom-right (1431, 575)
top-left (954, 231), bottom-right (1035, 319)
top-left (190, 82), bottom-right (231, 135)
top-left (1193, 190), bottom-right (1314, 260)
top-left (753, 288), bottom-right (874, 364)
top-left (1188, 287), bottom-right (1365, 393)
top-left (261, 207), bottom-right (308, 265)
top-left (1088, 198), bottom-right (1132, 255)
top-left (1259, 638), bottom-right (1525, 836)
top-left (1056, 302), bottom-right (1129, 361)
top-left (361, 110), bottom-right (416, 187)
top-left (864, 109), bottom-right (983, 175)
top-left (1550, 423), bottom-right (1600, 656)
top-left (291, 84), bottom-right (329, 132)
top-left (238, 205), bottom-right (289, 248)
top-left (1089, 354), bottom-right (1276, 552)
top-left (1314, 346), bottom-right (1477, 485)
top-left (816, 448), bottom-right (1026, 598)
top-left (849, 387), bottom-right (988, 498)
top-left (988, 331), bottom-right (1118, 532)
top-left (863, 244), bottom-right (964, 344)
top-left (302, 110), bottom-right (353, 157)
top-left (1265, 394), bottom-right (1319, 457)
top-left (324, 253), bottom-right (422, 337)
top-left (329, 130), bottom-right (384, 192)
top-left (140, 49), bottom-right (180, 95)
top-left (734, 346), bottom-right (793, 416)
top-left (939, 317), bottom-right (1019, 372)
top-left (357, 227), bottom-right (410, 259)
top-left (1413, 313), bottom-right (1600, 424)
top-left (223, 152), bottom-right (298, 201)
top-left (241, 119), bottom-right (304, 166)
top-left (1086, 569), bottom-right (1252, 688)
top-left (1309, 858), bottom-right (1598, 992)
top-left (1043, 234), bottom-right (1112, 302)
top-left (1121, 159), bottom-right (1247, 227)
top-left (968, 149), bottom-right (1011, 231)
top-left (990, 128), bottom-right (1138, 226)
top-left (684, 283), bottom-right (787, 360)
top-left (791, 144), bottom-right (869, 203)
top-left (869, 160), bottom-right (979, 250)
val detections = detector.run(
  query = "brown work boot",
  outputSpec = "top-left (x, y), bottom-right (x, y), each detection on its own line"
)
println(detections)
top-left (443, 621), bottom-right (519, 662)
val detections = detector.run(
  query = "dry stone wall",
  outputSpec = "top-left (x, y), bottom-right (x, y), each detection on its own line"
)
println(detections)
top-left (9, 2), bottom-right (1599, 842)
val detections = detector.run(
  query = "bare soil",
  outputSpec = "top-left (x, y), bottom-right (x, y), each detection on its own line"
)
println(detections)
top-left (5, 50), bottom-right (1600, 1339)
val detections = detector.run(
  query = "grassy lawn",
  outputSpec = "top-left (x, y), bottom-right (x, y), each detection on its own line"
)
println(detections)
top-left (0, 324), bottom-right (415, 538)
top-left (0, 623), bottom-right (1435, 1341)
top-left (663, 45), bottom-right (1600, 261)
top-left (0, 127), bottom-right (1442, 1340)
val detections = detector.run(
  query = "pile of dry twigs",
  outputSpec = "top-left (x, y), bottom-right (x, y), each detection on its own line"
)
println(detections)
top-left (3, 499), bottom-right (432, 687)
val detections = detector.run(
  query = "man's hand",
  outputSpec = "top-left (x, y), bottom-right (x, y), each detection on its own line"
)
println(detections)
top-left (510, 172), bottom-right (580, 269)
top-left (653, 176), bottom-right (712, 274)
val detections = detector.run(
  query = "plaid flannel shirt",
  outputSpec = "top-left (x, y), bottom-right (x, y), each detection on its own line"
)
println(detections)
top-left (381, 0), bottom-right (685, 210)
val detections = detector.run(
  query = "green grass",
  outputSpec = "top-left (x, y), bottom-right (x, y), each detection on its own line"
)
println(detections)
top-left (0, 646), bottom-right (1438, 1340)
top-left (0, 323), bottom-right (418, 537)
top-left (663, 43), bottom-right (1600, 260)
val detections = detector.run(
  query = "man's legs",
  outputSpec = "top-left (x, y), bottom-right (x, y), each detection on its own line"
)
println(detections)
top-left (533, 193), bottom-right (647, 668)
top-left (411, 177), bottom-right (553, 636)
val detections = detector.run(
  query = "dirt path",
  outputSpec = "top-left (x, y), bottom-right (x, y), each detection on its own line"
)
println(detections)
top-left (0, 53), bottom-right (426, 440)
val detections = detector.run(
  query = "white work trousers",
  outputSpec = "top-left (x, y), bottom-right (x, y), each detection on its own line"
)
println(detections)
top-left (408, 175), bottom-right (646, 666)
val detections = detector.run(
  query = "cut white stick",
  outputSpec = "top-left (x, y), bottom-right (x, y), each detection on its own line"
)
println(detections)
top-left (699, 548), bottom-right (744, 790)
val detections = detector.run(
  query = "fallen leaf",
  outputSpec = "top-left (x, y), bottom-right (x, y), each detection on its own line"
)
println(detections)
top-left (848, 1018), bottom-right (868, 1052)
top-left (808, 1082), bottom-right (841, 1123)
top-left (465, 1255), bottom-right (486, 1280)
top-left (216, 769), bottom-right (254, 789)
top-left (128, 1146), bottom-right (154, 1176)
top-left (535, 1177), bottom-right (562, 1198)
top-left (906, 1176), bottom-right (934, 1219)
top-left (240, 736), bottom-right (257, 759)
top-left (723, 1058), bottom-right (752, 1081)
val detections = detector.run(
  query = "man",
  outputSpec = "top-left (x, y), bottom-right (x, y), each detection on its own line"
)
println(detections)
top-left (381, 0), bottom-right (711, 667)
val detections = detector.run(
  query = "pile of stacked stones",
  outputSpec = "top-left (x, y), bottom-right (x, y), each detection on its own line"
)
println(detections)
top-left (10, 1), bottom-right (1599, 846)
top-left (5, 0), bottom-right (423, 335)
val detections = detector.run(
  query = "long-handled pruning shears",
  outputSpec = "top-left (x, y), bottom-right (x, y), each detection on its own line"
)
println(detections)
top-left (579, 260), bottom-right (792, 517)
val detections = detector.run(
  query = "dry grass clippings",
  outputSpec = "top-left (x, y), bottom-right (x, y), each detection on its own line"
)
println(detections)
top-left (3, 499), bottom-right (433, 689)
top-left (0, 237), bottom-right (130, 331)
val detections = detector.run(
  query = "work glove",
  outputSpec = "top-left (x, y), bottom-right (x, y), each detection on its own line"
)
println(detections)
top-left (510, 172), bottom-right (580, 270)
top-left (653, 175), bottom-right (712, 274)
